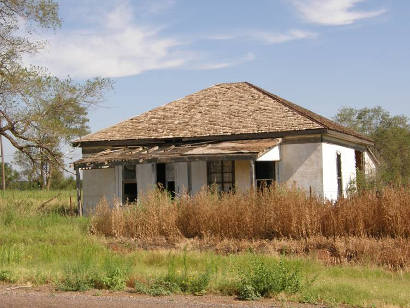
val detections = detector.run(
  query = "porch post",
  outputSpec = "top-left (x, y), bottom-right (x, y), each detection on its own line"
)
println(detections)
top-left (250, 159), bottom-right (256, 188)
top-left (75, 168), bottom-right (82, 216)
top-left (187, 161), bottom-right (192, 195)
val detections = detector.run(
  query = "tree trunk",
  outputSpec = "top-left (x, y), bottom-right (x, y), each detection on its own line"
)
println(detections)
top-left (46, 163), bottom-right (52, 191)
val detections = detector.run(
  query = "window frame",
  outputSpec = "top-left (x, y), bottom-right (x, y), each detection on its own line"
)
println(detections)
top-left (207, 160), bottom-right (235, 193)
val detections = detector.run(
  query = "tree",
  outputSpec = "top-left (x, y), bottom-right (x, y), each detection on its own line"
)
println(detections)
top-left (0, 162), bottom-right (20, 188)
top-left (0, 0), bottom-right (111, 188)
top-left (334, 106), bottom-right (410, 184)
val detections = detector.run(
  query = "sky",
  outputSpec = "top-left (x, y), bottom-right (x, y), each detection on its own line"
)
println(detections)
top-left (3, 0), bottom-right (410, 168)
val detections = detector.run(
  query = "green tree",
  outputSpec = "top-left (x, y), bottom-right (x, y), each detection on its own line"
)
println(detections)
top-left (334, 106), bottom-right (410, 184)
top-left (0, 0), bottom-right (112, 189)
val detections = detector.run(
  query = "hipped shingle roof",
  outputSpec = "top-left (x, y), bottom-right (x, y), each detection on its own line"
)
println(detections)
top-left (75, 82), bottom-right (371, 144)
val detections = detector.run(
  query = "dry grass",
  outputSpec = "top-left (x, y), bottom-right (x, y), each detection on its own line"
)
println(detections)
top-left (91, 186), bottom-right (410, 269)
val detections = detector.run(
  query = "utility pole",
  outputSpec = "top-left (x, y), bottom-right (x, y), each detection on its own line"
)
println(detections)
top-left (0, 118), bottom-right (5, 190)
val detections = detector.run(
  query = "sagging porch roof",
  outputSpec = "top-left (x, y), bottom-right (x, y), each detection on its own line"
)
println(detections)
top-left (74, 138), bottom-right (281, 169)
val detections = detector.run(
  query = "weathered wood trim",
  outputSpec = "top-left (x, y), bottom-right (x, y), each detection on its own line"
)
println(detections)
top-left (326, 130), bottom-right (373, 146)
top-left (250, 160), bottom-right (256, 188)
top-left (74, 153), bottom-right (259, 170)
top-left (322, 135), bottom-right (368, 151)
top-left (72, 129), bottom-right (328, 148)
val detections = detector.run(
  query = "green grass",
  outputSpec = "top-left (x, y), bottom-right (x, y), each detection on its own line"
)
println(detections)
top-left (0, 190), bottom-right (409, 307)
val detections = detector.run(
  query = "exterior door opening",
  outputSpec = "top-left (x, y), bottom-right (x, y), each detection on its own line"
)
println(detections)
top-left (156, 163), bottom-right (166, 189)
top-left (157, 163), bottom-right (176, 198)
top-left (255, 161), bottom-right (275, 189)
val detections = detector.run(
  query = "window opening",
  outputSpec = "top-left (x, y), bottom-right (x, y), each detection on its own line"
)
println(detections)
top-left (355, 150), bottom-right (364, 171)
top-left (255, 161), bottom-right (275, 190)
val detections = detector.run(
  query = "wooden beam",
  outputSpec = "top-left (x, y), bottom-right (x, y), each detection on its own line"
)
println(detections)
top-left (250, 160), bottom-right (256, 188)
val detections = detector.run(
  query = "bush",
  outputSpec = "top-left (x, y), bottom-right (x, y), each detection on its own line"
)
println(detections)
top-left (0, 270), bottom-right (16, 283)
top-left (133, 252), bottom-right (212, 296)
top-left (236, 257), bottom-right (301, 300)
top-left (100, 267), bottom-right (126, 291)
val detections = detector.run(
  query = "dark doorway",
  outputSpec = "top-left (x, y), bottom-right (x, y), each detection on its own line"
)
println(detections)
top-left (167, 181), bottom-right (175, 198)
top-left (255, 161), bottom-right (275, 190)
top-left (336, 153), bottom-right (343, 198)
top-left (156, 163), bottom-right (166, 189)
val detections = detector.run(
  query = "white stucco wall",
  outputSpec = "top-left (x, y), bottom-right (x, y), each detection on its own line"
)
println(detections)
top-left (175, 162), bottom-right (189, 195)
top-left (83, 168), bottom-right (116, 214)
top-left (257, 145), bottom-right (280, 161)
top-left (278, 143), bottom-right (323, 197)
top-left (136, 163), bottom-right (156, 196)
top-left (322, 143), bottom-right (356, 201)
top-left (191, 161), bottom-right (207, 194)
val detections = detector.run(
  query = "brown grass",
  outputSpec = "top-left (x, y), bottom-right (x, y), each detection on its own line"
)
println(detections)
top-left (90, 186), bottom-right (410, 269)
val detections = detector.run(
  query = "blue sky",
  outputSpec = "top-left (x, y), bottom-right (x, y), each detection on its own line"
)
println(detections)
top-left (4, 0), bottom-right (410, 166)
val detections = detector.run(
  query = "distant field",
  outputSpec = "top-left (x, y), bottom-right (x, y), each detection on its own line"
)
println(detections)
top-left (0, 189), bottom-right (409, 307)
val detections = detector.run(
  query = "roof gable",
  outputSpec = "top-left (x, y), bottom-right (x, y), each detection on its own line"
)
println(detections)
top-left (76, 82), bottom-right (371, 144)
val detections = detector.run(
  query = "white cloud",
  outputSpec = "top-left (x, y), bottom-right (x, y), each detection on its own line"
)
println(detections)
top-left (197, 52), bottom-right (255, 70)
top-left (291, 0), bottom-right (386, 26)
top-left (24, 3), bottom-right (189, 78)
top-left (208, 29), bottom-right (316, 44)
top-left (248, 29), bottom-right (317, 44)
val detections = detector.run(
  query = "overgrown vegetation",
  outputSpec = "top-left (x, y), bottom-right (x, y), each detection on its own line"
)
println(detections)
top-left (0, 190), bottom-right (409, 307)
top-left (92, 186), bottom-right (410, 240)
top-left (90, 186), bottom-right (410, 269)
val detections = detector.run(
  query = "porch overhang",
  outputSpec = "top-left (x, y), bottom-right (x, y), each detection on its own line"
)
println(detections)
top-left (73, 138), bottom-right (281, 169)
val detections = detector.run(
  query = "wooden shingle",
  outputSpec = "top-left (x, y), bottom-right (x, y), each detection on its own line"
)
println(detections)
top-left (74, 82), bottom-right (371, 145)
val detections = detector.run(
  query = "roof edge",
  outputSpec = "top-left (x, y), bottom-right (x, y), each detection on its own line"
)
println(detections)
top-left (72, 128), bottom-right (328, 147)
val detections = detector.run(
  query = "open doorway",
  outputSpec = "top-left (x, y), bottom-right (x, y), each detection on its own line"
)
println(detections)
top-left (157, 163), bottom-right (175, 198)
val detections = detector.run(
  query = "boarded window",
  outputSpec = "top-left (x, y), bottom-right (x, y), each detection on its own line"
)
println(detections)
top-left (336, 153), bottom-right (343, 198)
top-left (255, 161), bottom-right (275, 189)
top-left (207, 160), bottom-right (234, 192)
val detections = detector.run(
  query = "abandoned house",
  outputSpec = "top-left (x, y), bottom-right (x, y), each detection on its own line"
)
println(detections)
top-left (72, 82), bottom-right (377, 214)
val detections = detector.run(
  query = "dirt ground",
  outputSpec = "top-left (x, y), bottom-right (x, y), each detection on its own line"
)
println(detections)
top-left (0, 285), bottom-right (326, 308)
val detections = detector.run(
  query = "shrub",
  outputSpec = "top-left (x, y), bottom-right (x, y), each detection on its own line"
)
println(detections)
top-left (100, 267), bottom-right (126, 291)
top-left (133, 252), bottom-right (212, 296)
top-left (0, 270), bottom-right (16, 283)
top-left (236, 256), bottom-right (302, 300)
